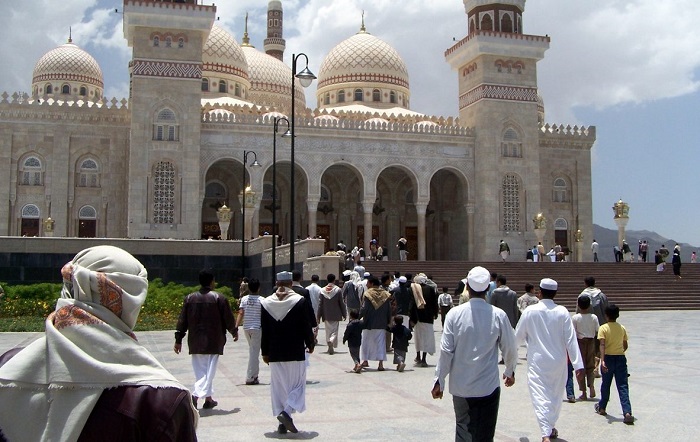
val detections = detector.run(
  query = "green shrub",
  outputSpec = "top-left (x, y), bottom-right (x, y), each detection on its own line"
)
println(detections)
top-left (0, 280), bottom-right (238, 332)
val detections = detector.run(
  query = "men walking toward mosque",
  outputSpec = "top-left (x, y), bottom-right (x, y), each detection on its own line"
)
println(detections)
top-left (432, 266), bottom-right (517, 442)
top-left (359, 276), bottom-right (393, 371)
top-left (410, 274), bottom-right (438, 367)
top-left (261, 271), bottom-right (316, 434)
top-left (489, 275), bottom-right (519, 329)
top-left (515, 278), bottom-right (583, 442)
top-left (236, 278), bottom-right (263, 385)
top-left (672, 244), bottom-right (682, 278)
top-left (306, 275), bottom-right (322, 319)
top-left (499, 239), bottom-right (510, 263)
top-left (175, 269), bottom-right (238, 410)
top-left (316, 274), bottom-right (346, 354)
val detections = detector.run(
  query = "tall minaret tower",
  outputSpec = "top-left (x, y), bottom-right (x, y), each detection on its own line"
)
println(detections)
top-left (445, 0), bottom-right (550, 260)
top-left (264, 0), bottom-right (285, 61)
top-left (122, 0), bottom-right (215, 239)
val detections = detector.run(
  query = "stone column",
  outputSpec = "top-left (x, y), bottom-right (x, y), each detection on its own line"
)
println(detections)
top-left (362, 201), bottom-right (374, 251)
top-left (575, 229), bottom-right (583, 263)
top-left (307, 197), bottom-right (319, 238)
top-left (465, 203), bottom-right (475, 261)
top-left (415, 202), bottom-right (428, 261)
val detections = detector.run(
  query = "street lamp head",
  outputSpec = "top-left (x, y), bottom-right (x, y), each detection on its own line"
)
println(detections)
top-left (281, 128), bottom-right (292, 138)
top-left (251, 159), bottom-right (262, 168)
top-left (296, 66), bottom-right (316, 88)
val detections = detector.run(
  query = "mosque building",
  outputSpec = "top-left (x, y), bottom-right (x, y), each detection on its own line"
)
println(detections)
top-left (0, 0), bottom-right (596, 262)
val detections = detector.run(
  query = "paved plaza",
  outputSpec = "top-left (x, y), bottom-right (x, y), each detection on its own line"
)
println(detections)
top-left (1, 310), bottom-right (698, 441)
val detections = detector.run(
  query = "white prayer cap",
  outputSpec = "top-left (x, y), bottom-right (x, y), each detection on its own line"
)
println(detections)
top-left (414, 273), bottom-right (427, 284)
top-left (342, 270), bottom-right (352, 277)
top-left (398, 276), bottom-right (407, 283)
top-left (363, 272), bottom-right (370, 278)
top-left (466, 266), bottom-right (490, 292)
top-left (276, 271), bottom-right (293, 281)
top-left (540, 278), bottom-right (558, 291)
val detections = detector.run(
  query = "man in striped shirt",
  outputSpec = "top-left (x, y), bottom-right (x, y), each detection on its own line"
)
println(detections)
top-left (236, 278), bottom-right (263, 385)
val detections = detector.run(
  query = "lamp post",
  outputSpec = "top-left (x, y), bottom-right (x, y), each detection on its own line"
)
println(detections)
top-left (241, 150), bottom-right (261, 278)
top-left (289, 53), bottom-right (316, 271)
top-left (272, 117), bottom-right (291, 274)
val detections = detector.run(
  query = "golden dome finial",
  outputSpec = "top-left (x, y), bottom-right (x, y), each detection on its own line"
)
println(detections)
top-left (359, 10), bottom-right (367, 33)
top-left (242, 12), bottom-right (252, 46)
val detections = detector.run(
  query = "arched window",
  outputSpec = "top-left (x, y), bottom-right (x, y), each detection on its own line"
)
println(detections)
top-left (61, 84), bottom-right (70, 94)
top-left (501, 13), bottom-right (513, 32)
top-left (469, 18), bottom-right (476, 34)
top-left (480, 14), bottom-right (493, 31)
top-left (338, 89), bottom-right (345, 103)
top-left (77, 158), bottom-right (100, 188)
top-left (390, 91), bottom-right (397, 104)
top-left (201, 78), bottom-right (209, 92)
top-left (20, 156), bottom-right (44, 186)
top-left (502, 174), bottom-right (521, 231)
top-left (553, 178), bottom-right (569, 202)
top-left (354, 88), bottom-right (363, 102)
top-left (78, 205), bottom-right (98, 237)
top-left (153, 108), bottom-right (179, 141)
top-left (79, 86), bottom-right (87, 96)
top-left (79, 205), bottom-right (97, 219)
top-left (324, 92), bottom-right (330, 105)
top-left (218, 80), bottom-right (227, 93)
top-left (178, 38), bottom-right (184, 48)
top-left (21, 204), bottom-right (40, 218)
top-left (153, 36), bottom-right (160, 47)
top-left (165, 37), bottom-right (172, 48)
top-left (153, 161), bottom-right (175, 224)
top-left (234, 83), bottom-right (241, 97)
top-left (372, 89), bottom-right (381, 102)
top-left (501, 128), bottom-right (522, 157)
top-left (45, 84), bottom-right (52, 95)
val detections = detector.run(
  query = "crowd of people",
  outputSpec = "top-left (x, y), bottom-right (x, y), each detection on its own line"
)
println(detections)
top-left (0, 245), bottom-right (638, 441)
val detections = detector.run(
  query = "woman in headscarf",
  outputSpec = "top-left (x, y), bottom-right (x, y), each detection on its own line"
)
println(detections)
top-left (0, 245), bottom-right (197, 442)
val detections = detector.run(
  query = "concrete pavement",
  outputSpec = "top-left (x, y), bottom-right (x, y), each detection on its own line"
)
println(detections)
top-left (1, 310), bottom-right (699, 441)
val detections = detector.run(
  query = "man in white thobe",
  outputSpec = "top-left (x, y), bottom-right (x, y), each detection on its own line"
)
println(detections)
top-left (515, 278), bottom-right (584, 442)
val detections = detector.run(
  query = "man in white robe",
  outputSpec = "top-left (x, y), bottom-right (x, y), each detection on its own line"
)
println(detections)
top-left (261, 271), bottom-right (316, 434)
top-left (515, 278), bottom-right (584, 442)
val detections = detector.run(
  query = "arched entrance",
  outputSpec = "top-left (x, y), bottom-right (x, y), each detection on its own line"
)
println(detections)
top-left (201, 160), bottom-right (245, 239)
top-left (20, 204), bottom-right (40, 237)
top-left (78, 205), bottom-right (97, 238)
top-left (259, 161), bottom-right (308, 245)
top-left (376, 166), bottom-right (417, 260)
top-left (428, 169), bottom-right (469, 260)
top-left (318, 164), bottom-right (363, 251)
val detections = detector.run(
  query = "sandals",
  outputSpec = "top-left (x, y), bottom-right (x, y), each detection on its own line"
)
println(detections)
top-left (594, 403), bottom-right (607, 416)
top-left (549, 428), bottom-right (558, 439)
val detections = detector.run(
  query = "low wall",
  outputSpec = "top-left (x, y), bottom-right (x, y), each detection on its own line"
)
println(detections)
top-left (0, 236), bottom-right (325, 295)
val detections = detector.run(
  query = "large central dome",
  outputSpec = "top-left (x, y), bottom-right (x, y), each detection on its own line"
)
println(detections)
top-left (241, 45), bottom-right (306, 114)
top-left (317, 30), bottom-right (409, 91)
top-left (203, 24), bottom-right (249, 81)
top-left (316, 28), bottom-right (410, 111)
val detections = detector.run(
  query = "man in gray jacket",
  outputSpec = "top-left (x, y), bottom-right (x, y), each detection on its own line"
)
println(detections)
top-left (489, 275), bottom-right (519, 329)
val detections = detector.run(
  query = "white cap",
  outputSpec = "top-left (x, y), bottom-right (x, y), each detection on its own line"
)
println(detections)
top-left (466, 266), bottom-right (490, 292)
top-left (342, 270), bottom-right (352, 277)
top-left (540, 278), bottom-right (558, 291)
top-left (398, 276), bottom-right (407, 283)
top-left (276, 271), bottom-right (292, 281)
top-left (363, 272), bottom-right (370, 278)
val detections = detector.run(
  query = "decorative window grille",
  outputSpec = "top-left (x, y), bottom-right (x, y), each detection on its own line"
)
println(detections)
top-left (553, 178), bottom-right (569, 202)
top-left (20, 156), bottom-right (43, 186)
top-left (77, 158), bottom-right (99, 188)
top-left (153, 109), bottom-right (178, 141)
top-left (502, 174), bottom-right (521, 231)
top-left (153, 162), bottom-right (175, 224)
top-left (21, 204), bottom-right (40, 218)
top-left (79, 205), bottom-right (97, 219)
top-left (502, 128), bottom-right (522, 157)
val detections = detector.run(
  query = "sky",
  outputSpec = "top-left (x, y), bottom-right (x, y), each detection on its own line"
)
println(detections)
top-left (1, 0), bottom-right (698, 246)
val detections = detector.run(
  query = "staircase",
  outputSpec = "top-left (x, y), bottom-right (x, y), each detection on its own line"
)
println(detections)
top-left (362, 261), bottom-right (700, 311)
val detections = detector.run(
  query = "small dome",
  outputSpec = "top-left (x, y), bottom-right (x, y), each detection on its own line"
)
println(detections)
top-left (317, 30), bottom-right (409, 94)
top-left (203, 25), bottom-right (249, 81)
top-left (241, 45), bottom-right (306, 113)
top-left (32, 41), bottom-right (103, 89)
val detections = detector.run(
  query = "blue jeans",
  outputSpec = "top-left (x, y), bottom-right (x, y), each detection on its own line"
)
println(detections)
top-left (598, 355), bottom-right (632, 414)
top-left (566, 360), bottom-right (575, 398)
top-left (453, 387), bottom-right (500, 442)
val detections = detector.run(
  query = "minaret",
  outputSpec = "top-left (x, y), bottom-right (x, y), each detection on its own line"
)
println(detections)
top-left (122, 0), bottom-right (215, 239)
top-left (445, 0), bottom-right (550, 260)
top-left (264, 0), bottom-right (285, 61)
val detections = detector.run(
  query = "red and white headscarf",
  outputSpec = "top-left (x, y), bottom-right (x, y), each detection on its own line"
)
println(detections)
top-left (0, 246), bottom-right (192, 442)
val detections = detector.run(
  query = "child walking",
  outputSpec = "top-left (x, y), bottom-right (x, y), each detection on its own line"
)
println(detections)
top-left (595, 304), bottom-right (634, 424)
top-left (572, 295), bottom-right (599, 400)
top-left (343, 309), bottom-right (363, 373)
top-left (387, 315), bottom-right (412, 372)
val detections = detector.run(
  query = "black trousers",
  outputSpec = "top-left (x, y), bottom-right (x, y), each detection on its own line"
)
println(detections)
top-left (452, 387), bottom-right (500, 442)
